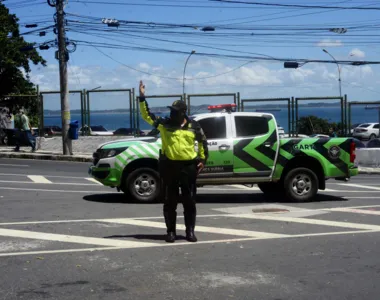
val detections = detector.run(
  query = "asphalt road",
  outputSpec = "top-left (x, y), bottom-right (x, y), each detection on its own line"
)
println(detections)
top-left (1, 158), bottom-right (380, 299)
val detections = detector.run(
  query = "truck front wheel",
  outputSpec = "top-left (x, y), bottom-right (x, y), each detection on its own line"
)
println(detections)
top-left (284, 167), bottom-right (319, 202)
top-left (125, 168), bottom-right (161, 203)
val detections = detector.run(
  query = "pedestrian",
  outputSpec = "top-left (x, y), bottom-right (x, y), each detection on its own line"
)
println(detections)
top-left (329, 127), bottom-right (337, 138)
top-left (14, 108), bottom-right (36, 152)
top-left (139, 80), bottom-right (208, 243)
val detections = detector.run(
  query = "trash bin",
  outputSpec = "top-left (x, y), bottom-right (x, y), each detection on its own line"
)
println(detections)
top-left (69, 120), bottom-right (79, 140)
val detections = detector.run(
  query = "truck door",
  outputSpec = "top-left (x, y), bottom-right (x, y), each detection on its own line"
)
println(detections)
top-left (232, 113), bottom-right (279, 178)
top-left (196, 114), bottom-right (234, 177)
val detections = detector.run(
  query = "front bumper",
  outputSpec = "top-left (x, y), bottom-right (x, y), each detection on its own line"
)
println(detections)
top-left (349, 167), bottom-right (359, 177)
top-left (88, 159), bottom-right (121, 187)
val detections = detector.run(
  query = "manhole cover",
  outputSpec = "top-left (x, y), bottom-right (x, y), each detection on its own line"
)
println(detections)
top-left (252, 208), bottom-right (289, 213)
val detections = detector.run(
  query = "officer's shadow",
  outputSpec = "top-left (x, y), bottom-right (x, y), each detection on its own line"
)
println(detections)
top-left (103, 234), bottom-right (187, 241)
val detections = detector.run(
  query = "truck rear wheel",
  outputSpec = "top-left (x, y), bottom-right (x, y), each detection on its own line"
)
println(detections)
top-left (125, 168), bottom-right (161, 203)
top-left (284, 167), bottom-right (319, 202)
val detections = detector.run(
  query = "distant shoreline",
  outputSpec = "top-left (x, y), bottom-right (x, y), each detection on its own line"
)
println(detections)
top-left (44, 103), bottom-right (344, 115)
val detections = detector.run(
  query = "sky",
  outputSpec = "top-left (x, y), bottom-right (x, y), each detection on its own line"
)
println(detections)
top-left (5, 0), bottom-right (380, 110)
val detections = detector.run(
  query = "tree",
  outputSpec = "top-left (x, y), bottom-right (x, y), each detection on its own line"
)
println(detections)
top-left (298, 115), bottom-right (340, 136)
top-left (0, 2), bottom-right (46, 124)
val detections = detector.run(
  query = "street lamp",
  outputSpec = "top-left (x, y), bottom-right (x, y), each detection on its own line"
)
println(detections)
top-left (183, 50), bottom-right (196, 95)
top-left (322, 49), bottom-right (342, 98)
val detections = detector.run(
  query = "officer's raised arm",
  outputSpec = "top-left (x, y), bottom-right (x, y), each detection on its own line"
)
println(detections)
top-left (139, 80), bottom-right (162, 128)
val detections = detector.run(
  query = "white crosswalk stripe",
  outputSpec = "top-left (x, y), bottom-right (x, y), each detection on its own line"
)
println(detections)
top-left (27, 175), bottom-right (52, 184)
top-left (85, 178), bottom-right (103, 185)
top-left (0, 204), bottom-right (380, 257)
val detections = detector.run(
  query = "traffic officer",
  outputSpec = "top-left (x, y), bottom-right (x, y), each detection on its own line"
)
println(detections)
top-left (139, 81), bottom-right (208, 243)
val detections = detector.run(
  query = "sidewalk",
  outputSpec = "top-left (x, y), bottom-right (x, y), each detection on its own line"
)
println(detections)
top-left (1, 147), bottom-right (380, 174)
top-left (0, 147), bottom-right (92, 162)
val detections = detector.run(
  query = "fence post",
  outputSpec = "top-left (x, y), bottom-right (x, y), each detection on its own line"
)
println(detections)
top-left (136, 95), bottom-right (140, 133)
top-left (287, 98), bottom-right (291, 137)
top-left (80, 90), bottom-right (84, 136)
top-left (86, 90), bottom-right (90, 136)
top-left (344, 94), bottom-right (348, 136)
top-left (37, 85), bottom-right (43, 150)
top-left (291, 97), bottom-right (294, 137)
top-left (236, 92), bottom-right (240, 111)
top-left (295, 98), bottom-right (299, 136)
top-left (132, 88), bottom-right (136, 135)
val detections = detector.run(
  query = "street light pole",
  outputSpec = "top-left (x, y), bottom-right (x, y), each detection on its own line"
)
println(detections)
top-left (183, 50), bottom-right (196, 95)
top-left (322, 49), bottom-right (342, 98)
top-left (55, 0), bottom-right (72, 155)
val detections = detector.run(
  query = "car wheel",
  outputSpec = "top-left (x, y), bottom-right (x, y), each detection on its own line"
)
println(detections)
top-left (284, 167), bottom-right (319, 203)
top-left (369, 134), bottom-right (376, 140)
top-left (258, 182), bottom-right (285, 198)
top-left (125, 168), bottom-right (160, 203)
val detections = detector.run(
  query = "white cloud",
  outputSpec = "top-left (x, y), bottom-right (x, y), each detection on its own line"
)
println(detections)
top-left (316, 39), bottom-right (343, 47)
top-left (29, 57), bottom-right (380, 109)
top-left (138, 62), bottom-right (150, 70)
top-left (349, 48), bottom-right (365, 59)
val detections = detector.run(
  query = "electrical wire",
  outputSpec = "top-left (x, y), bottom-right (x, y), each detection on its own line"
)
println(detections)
top-left (210, 0), bottom-right (380, 10)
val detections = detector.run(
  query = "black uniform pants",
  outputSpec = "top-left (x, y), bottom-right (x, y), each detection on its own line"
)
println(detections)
top-left (160, 158), bottom-right (198, 232)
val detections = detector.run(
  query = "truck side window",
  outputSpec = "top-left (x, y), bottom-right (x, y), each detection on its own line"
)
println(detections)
top-left (198, 117), bottom-right (226, 139)
top-left (235, 116), bottom-right (269, 137)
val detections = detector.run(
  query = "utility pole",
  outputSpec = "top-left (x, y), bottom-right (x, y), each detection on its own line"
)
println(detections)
top-left (55, 0), bottom-right (71, 155)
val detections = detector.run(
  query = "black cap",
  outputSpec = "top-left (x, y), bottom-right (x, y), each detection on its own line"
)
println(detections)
top-left (167, 100), bottom-right (187, 112)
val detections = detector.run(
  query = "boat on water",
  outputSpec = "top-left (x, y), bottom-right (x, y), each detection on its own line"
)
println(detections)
top-left (365, 105), bottom-right (380, 110)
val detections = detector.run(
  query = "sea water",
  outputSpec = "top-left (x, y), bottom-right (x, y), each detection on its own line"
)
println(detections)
top-left (43, 106), bottom-right (379, 133)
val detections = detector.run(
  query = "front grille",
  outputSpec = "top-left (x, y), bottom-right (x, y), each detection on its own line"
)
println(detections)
top-left (93, 170), bottom-right (110, 180)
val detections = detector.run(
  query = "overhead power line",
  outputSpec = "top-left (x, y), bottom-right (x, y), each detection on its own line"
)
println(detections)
top-left (210, 0), bottom-right (380, 10)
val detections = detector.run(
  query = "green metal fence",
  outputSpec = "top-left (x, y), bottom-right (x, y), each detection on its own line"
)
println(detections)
top-left (241, 97), bottom-right (292, 136)
top-left (294, 96), bottom-right (346, 136)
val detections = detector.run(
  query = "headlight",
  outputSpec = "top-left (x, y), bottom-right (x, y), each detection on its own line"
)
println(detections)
top-left (99, 147), bottom-right (128, 158)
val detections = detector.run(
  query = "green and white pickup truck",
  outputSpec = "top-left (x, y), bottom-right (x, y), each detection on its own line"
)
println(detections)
top-left (88, 104), bottom-right (358, 203)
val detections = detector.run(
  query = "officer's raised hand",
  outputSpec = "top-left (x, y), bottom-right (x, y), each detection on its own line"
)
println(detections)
top-left (139, 80), bottom-right (145, 97)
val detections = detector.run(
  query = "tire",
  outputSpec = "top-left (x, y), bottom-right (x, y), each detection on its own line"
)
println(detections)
top-left (284, 167), bottom-right (319, 202)
top-left (124, 168), bottom-right (161, 203)
top-left (258, 182), bottom-right (284, 197)
top-left (369, 134), bottom-right (376, 140)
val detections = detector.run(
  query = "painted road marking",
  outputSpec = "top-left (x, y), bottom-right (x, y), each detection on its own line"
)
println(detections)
top-left (0, 173), bottom-right (88, 179)
top-left (85, 178), bottom-right (103, 185)
top-left (327, 207), bottom-right (380, 216)
top-left (0, 164), bottom-right (29, 167)
top-left (228, 185), bottom-right (260, 191)
top-left (3, 204), bottom-right (380, 226)
top-left (0, 180), bottom-right (99, 186)
top-left (228, 214), bottom-right (380, 231)
top-left (0, 229), bottom-right (376, 258)
top-left (27, 175), bottom-right (52, 184)
top-left (337, 183), bottom-right (380, 191)
top-left (100, 218), bottom-right (287, 238)
top-left (0, 187), bottom-right (111, 193)
top-left (0, 228), bottom-right (159, 248)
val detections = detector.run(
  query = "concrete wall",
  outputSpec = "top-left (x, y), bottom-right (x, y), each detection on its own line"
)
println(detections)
top-left (356, 148), bottom-right (380, 168)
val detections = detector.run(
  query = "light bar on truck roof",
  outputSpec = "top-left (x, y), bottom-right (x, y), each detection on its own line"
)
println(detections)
top-left (207, 104), bottom-right (236, 112)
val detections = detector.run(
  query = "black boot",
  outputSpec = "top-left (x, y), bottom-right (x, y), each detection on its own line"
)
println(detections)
top-left (184, 212), bottom-right (197, 242)
top-left (164, 211), bottom-right (176, 243)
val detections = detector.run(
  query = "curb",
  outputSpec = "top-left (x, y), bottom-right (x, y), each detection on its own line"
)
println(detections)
top-left (0, 152), bottom-right (92, 163)
top-left (358, 168), bottom-right (380, 175)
